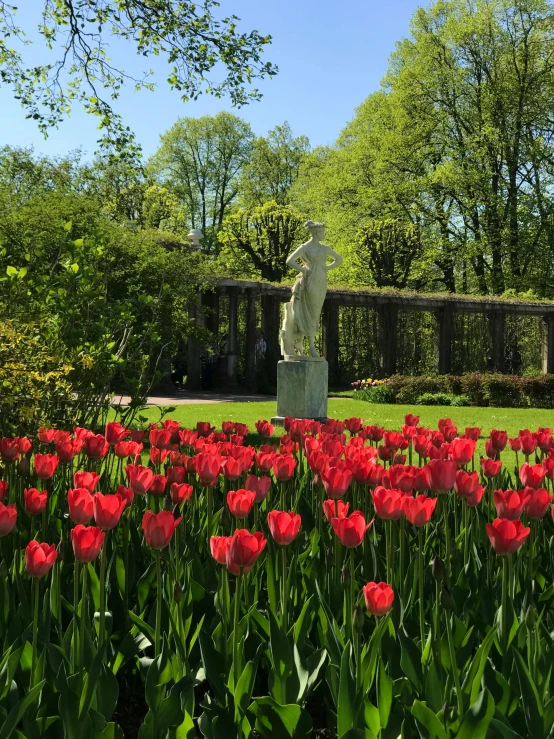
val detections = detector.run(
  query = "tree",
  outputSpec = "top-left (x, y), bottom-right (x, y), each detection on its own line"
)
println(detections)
top-left (217, 200), bottom-right (305, 282)
top-left (0, 1), bottom-right (276, 149)
top-left (239, 122), bottom-right (310, 206)
top-left (148, 112), bottom-right (254, 251)
top-left (354, 220), bottom-right (422, 289)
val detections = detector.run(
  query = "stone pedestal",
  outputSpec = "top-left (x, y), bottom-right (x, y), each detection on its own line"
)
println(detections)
top-left (271, 359), bottom-right (328, 425)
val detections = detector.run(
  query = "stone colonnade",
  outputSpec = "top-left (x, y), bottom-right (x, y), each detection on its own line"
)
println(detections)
top-left (185, 278), bottom-right (554, 389)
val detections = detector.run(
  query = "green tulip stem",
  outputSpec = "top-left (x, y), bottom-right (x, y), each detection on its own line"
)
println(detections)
top-left (443, 496), bottom-right (451, 580)
top-left (233, 568), bottom-right (243, 690)
top-left (98, 534), bottom-right (108, 649)
top-left (73, 561), bottom-right (80, 674)
top-left (528, 524), bottom-right (535, 586)
top-left (207, 486), bottom-right (213, 547)
top-left (79, 564), bottom-right (88, 687)
top-left (123, 513), bottom-right (130, 630)
top-left (155, 551), bottom-right (162, 658)
top-left (281, 545), bottom-right (287, 632)
top-left (418, 527), bottom-right (425, 652)
top-left (463, 503), bottom-right (470, 569)
top-left (30, 577), bottom-right (40, 689)
top-left (349, 548), bottom-right (355, 645)
top-left (399, 517), bottom-right (405, 594)
top-left (501, 556), bottom-right (509, 656)
top-left (445, 611), bottom-right (464, 721)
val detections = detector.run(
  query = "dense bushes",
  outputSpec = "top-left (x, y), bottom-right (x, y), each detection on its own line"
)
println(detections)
top-left (357, 373), bottom-right (554, 408)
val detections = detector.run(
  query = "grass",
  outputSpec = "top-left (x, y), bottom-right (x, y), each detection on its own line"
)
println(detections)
top-left (129, 398), bottom-right (553, 439)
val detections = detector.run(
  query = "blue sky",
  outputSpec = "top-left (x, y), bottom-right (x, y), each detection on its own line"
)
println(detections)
top-left (0, 0), bottom-right (423, 159)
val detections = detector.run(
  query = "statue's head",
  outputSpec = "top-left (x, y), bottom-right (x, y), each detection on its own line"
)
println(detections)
top-left (305, 220), bottom-right (325, 240)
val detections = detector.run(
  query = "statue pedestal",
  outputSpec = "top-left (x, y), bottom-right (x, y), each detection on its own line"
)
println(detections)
top-left (271, 358), bottom-right (328, 425)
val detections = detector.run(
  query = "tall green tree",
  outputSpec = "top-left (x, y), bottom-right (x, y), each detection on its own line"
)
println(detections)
top-left (239, 122), bottom-right (310, 206)
top-left (0, 1), bottom-right (276, 150)
top-left (148, 112), bottom-right (254, 251)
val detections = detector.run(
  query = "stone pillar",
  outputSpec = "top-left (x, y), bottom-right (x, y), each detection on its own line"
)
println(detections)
top-left (322, 300), bottom-right (340, 386)
top-left (261, 294), bottom-right (281, 386)
top-left (225, 287), bottom-right (239, 385)
top-left (185, 293), bottom-right (203, 390)
top-left (488, 312), bottom-right (505, 373)
top-left (436, 307), bottom-right (453, 375)
top-left (203, 290), bottom-right (220, 338)
top-left (245, 289), bottom-right (258, 390)
top-left (377, 304), bottom-right (398, 376)
top-left (542, 315), bottom-right (554, 375)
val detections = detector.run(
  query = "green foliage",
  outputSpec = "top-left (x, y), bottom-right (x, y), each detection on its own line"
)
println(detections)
top-left (354, 219), bottom-right (422, 289)
top-left (416, 392), bottom-right (454, 406)
top-left (217, 200), bottom-right (306, 281)
top-left (0, 1), bottom-right (276, 150)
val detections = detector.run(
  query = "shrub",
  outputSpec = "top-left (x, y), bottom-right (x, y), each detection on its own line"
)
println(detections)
top-left (416, 392), bottom-right (453, 406)
top-left (358, 383), bottom-right (397, 404)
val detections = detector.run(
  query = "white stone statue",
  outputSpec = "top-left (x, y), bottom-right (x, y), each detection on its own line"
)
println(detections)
top-left (280, 221), bottom-right (343, 359)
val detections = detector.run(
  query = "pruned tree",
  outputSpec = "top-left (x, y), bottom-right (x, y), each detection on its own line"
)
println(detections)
top-left (354, 219), bottom-right (421, 289)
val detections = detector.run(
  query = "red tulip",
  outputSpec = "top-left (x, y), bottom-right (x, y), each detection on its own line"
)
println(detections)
top-left (522, 488), bottom-right (552, 519)
top-left (71, 525), bottom-right (105, 562)
top-left (466, 486), bottom-right (486, 506)
top-left (464, 427), bottom-right (482, 441)
top-left (323, 499), bottom-right (349, 523)
top-left (25, 540), bottom-right (58, 577)
top-left (38, 428), bottom-right (55, 444)
top-left (255, 451), bottom-right (275, 472)
top-left (149, 427), bottom-right (173, 449)
top-left (272, 454), bottom-right (297, 482)
top-left (536, 431), bottom-right (552, 454)
top-left (226, 528), bottom-right (267, 574)
top-left (383, 464), bottom-right (415, 493)
top-left (195, 453), bottom-right (221, 485)
top-left (363, 582), bottom-right (394, 616)
top-left (196, 422), bottom-right (215, 438)
top-left (167, 466), bottom-right (186, 485)
top-left (267, 510), bottom-right (302, 545)
top-left (255, 420), bottom-right (275, 438)
top-left (455, 470), bottom-right (481, 498)
top-left (543, 457), bottom-right (554, 480)
top-left (404, 414), bottom-right (420, 427)
top-left (450, 438), bottom-right (476, 466)
top-left (372, 487), bottom-right (404, 520)
top-left (94, 492), bottom-right (126, 529)
top-left (484, 441), bottom-right (499, 459)
top-left (149, 447), bottom-right (169, 466)
top-left (413, 435), bottom-right (432, 459)
top-left (235, 423), bottom-right (249, 438)
top-left (493, 489), bottom-right (527, 520)
top-left (170, 482), bottom-right (193, 505)
top-left (509, 437), bottom-right (522, 452)
top-left (68, 488), bottom-right (94, 524)
top-left (244, 474), bottom-right (271, 503)
top-left (486, 518), bottom-right (530, 555)
top-left (481, 458), bottom-right (502, 479)
top-left (126, 464), bottom-right (155, 495)
top-left (489, 430), bottom-right (508, 452)
top-left (149, 474), bottom-right (168, 497)
top-left (0, 481), bottom-right (6, 502)
top-left (55, 438), bottom-right (84, 464)
top-left (428, 459), bottom-right (457, 493)
top-left (105, 422), bottom-right (129, 445)
top-left (402, 495), bottom-right (437, 526)
top-left (0, 438), bottom-right (19, 463)
top-left (131, 430), bottom-right (147, 444)
top-left (227, 489), bottom-right (256, 519)
top-left (350, 459), bottom-right (383, 487)
top-left (222, 456), bottom-right (244, 481)
top-left (520, 434), bottom-right (537, 456)
top-left (520, 463), bottom-right (545, 489)
top-left (116, 485), bottom-right (134, 509)
top-left (34, 453), bottom-right (59, 480)
top-left (345, 417), bottom-right (364, 434)
top-left (84, 435), bottom-right (109, 460)
top-left (0, 502), bottom-right (17, 535)
top-left (24, 488), bottom-right (48, 515)
top-left (73, 471), bottom-right (101, 493)
top-left (210, 535), bottom-right (231, 565)
top-left (74, 427), bottom-right (95, 441)
top-left (413, 465), bottom-right (432, 492)
top-left (322, 466), bottom-right (352, 499)
top-left (142, 510), bottom-right (182, 549)
top-left (331, 511), bottom-right (372, 547)
top-left (114, 441), bottom-right (142, 459)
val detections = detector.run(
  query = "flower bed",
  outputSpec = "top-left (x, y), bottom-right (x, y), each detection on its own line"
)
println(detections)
top-left (0, 415), bottom-right (553, 737)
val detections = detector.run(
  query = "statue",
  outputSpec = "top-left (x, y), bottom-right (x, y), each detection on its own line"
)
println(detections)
top-left (280, 221), bottom-right (343, 358)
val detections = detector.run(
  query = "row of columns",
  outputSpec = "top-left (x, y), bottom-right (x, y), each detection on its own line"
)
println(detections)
top-left (185, 290), bottom-right (554, 388)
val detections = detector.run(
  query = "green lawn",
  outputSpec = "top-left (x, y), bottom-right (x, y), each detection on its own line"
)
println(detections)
top-left (131, 399), bottom-right (552, 439)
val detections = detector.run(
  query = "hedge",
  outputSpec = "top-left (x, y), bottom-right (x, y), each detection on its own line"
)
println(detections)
top-left (356, 373), bottom-right (554, 408)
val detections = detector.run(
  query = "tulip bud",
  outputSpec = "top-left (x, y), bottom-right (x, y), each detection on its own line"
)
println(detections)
top-left (352, 605), bottom-right (365, 633)
top-left (440, 585), bottom-right (454, 611)
top-left (526, 605), bottom-right (536, 629)
top-left (341, 565), bottom-right (350, 587)
top-left (432, 556), bottom-right (445, 583)
top-left (174, 582), bottom-right (183, 603)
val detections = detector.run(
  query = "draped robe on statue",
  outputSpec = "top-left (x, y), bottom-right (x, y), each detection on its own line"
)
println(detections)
top-left (289, 248), bottom-right (328, 339)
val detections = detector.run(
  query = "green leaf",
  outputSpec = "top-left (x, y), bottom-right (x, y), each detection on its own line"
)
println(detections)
top-left (513, 648), bottom-right (544, 739)
top-left (70, 263), bottom-right (79, 274)
top-left (199, 631), bottom-right (226, 704)
top-left (64, 220), bottom-right (73, 231)
top-left (411, 700), bottom-right (448, 739)
top-left (457, 688), bottom-right (495, 739)
top-left (268, 609), bottom-right (293, 680)
top-left (337, 643), bottom-right (362, 738)
top-left (6, 266), bottom-right (17, 277)
top-left (462, 625), bottom-right (497, 704)
top-left (399, 629), bottom-right (423, 693)
top-left (0, 680), bottom-right (46, 739)
top-left (249, 697), bottom-right (312, 739)
top-left (378, 660), bottom-right (393, 729)
top-left (235, 658), bottom-right (258, 721)
top-left (175, 710), bottom-right (196, 739)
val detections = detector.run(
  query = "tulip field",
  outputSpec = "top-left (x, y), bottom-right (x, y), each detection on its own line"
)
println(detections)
top-left (1, 416), bottom-right (554, 737)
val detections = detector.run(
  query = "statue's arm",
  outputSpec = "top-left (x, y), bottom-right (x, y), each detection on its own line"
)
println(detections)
top-left (324, 246), bottom-right (343, 271)
top-left (286, 245), bottom-right (307, 274)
